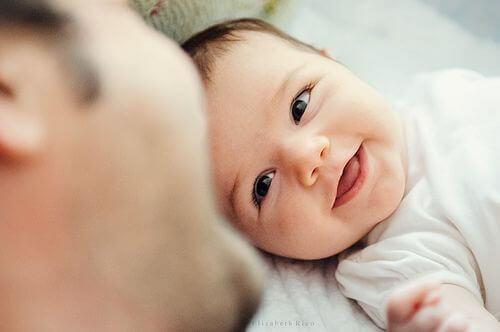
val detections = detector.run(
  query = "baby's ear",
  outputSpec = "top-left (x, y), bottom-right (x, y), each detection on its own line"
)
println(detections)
top-left (0, 75), bottom-right (45, 163)
top-left (320, 48), bottom-right (333, 59)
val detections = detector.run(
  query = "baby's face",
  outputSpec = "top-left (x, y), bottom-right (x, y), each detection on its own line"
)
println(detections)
top-left (205, 32), bottom-right (408, 259)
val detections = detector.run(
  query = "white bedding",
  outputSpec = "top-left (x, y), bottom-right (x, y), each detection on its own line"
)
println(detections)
top-left (248, 254), bottom-right (380, 331)
top-left (248, 1), bottom-right (500, 331)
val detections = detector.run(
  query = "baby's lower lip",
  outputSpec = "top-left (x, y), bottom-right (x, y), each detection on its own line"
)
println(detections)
top-left (332, 144), bottom-right (368, 209)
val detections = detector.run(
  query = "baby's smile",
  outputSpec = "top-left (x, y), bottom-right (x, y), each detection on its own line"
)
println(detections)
top-left (333, 143), bottom-right (367, 208)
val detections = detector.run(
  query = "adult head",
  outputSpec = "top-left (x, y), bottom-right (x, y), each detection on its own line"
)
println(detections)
top-left (0, 1), bottom-right (262, 330)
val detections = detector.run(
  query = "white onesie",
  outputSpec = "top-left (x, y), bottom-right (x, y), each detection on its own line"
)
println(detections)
top-left (336, 69), bottom-right (500, 329)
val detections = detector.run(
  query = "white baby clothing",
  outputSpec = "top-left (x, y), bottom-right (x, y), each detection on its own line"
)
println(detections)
top-left (336, 69), bottom-right (500, 329)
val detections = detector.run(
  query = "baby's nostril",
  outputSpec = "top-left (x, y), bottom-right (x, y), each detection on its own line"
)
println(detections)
top-left (320, 147), bottom-right (328, 158)
top-left (311, 168), bottom-right (319, 181)
top-left (0, 80), bottom-right (14, 98)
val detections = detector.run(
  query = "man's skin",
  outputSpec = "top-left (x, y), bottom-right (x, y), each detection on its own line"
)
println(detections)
top-left (0, 1), bottom-right (263, 331)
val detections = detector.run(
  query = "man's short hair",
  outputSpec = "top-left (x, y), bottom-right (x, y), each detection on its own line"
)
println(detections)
top-left (0, 0), bottom-right (99, 104)
top-left (0, 0), bottom-right (67, 30)
top-left (181, 18), bottom-right (322, 83)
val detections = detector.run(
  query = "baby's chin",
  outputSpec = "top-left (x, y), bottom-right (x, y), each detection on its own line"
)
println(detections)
top-left (258, 239), bottom-right (358, 261)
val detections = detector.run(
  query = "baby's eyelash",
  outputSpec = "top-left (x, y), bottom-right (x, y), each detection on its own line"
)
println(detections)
top-left (294, 81), bottom-right (316, 99)
top-left (251, 175), bottom-right (262, 210)
top-left (251, 195), bottom-right (260, 209)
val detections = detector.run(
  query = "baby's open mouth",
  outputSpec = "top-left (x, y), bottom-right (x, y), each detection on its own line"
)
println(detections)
top-left (336, 150), bottom-right (361, 199)
top-left (333, 144), bottom-right (366, 208)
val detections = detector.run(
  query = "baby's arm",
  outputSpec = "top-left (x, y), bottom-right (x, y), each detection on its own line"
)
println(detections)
top-left (386, 279), bottom-right (500, 332)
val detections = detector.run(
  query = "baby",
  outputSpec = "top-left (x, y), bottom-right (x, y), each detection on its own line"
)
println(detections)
top-left (182, 18), bottom-right (500, 331)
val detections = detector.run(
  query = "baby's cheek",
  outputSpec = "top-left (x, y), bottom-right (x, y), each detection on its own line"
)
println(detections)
top-left (272, 200), bottom-right (310, 234)
top-left (277, 206), bottom-right (322, 239)
top-left (252, 209), bottom-right (299, 250)
top-left (376, 171), bottom-right (405, 213)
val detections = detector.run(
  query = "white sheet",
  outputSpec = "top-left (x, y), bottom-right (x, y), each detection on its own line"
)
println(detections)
top-left (249, 1), bottom-right (500, 331)
top-left (248, 254), bottom-right (380, 331)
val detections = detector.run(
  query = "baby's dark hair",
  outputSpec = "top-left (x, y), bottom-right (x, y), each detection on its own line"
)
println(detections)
top-left (181, 18), bottom-right (322, 83)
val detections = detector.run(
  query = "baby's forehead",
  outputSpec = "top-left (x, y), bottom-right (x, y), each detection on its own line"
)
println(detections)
top-left (202, 35), bottom-right (324, 103)
top-left (227, 31), bottom-right (308, 60)
top-left (183, 17), bottom-right (323, 88)
top-left (206, 34), bottom-right (305, 89)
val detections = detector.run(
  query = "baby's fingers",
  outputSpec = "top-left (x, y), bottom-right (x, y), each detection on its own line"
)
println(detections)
top-left (389, 304), bottom-right (466, 332)
top-left (405, 305), bottom-right (446, 331)
top-left (387, 280), bottom-right (441, 325)
top-left (438, 312), bottom-right (469, 332)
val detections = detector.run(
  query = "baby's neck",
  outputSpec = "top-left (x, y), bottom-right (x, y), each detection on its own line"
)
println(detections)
top-left (397, 112), bottom-right (409, 187)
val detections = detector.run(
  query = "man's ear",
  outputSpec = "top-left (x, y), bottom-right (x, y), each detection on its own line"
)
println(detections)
top-left (0, 77), bottom-right (45, 162)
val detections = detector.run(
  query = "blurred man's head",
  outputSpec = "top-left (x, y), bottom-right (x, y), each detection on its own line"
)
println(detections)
top-left (0, 1), bottom-right (262, 330)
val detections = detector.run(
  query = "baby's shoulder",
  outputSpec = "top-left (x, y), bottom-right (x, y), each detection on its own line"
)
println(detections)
top-left (398, 68), bottom-right (500, 163)
top-left (403, 69), bottom-right (487, 95)
top-left (399, 69), bottom-right (500, 116)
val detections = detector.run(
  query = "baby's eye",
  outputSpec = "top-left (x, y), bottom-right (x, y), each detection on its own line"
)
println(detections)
top-left (291, 89), bottom-right (311, 125)
top-left (252, 171), bottom-right (275, 208)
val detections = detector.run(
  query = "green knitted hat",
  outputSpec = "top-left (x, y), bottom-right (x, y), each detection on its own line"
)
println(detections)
top-left (129, 0), bottom-right (291, 43)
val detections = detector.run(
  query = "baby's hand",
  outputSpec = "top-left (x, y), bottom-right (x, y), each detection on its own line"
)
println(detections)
top-left (386, 280), bottom-right (469, 332)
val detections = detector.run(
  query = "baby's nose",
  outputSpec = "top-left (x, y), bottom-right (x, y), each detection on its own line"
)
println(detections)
top-left (279, 135), bottom-right (330, 186)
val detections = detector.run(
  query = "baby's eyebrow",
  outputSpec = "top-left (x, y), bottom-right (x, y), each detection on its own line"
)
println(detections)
top-left (271, 62), bottom-right (308, 105)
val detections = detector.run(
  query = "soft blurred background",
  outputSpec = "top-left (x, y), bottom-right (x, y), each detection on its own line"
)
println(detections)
top-left (131, 0), bottom-right (500, 100)
top-left (283, 0), bottom-right (500, 99)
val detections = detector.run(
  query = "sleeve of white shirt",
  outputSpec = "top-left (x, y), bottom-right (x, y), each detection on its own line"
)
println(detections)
top-left (334, 69), bottom-right (499, 329)
top-left (335, 228), bottom-right (482, 329)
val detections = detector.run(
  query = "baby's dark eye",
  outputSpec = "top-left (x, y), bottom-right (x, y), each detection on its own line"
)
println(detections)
top-left (291, 89), bottom-right (311, 125)
top-left (252, 172), bottom-right (275, 207)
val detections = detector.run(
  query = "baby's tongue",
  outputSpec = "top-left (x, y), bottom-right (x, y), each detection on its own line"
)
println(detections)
top-left (336, 155), bottom-right (360, 198)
